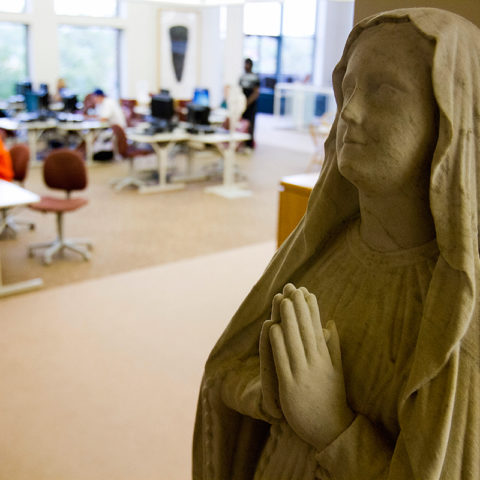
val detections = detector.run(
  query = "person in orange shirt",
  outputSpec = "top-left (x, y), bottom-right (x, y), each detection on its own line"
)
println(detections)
top-left (0, 136), bottom-right (13, 181)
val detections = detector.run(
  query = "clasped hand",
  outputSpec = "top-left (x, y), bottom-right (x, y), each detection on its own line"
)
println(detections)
top-left (259, 283), bottom-right (354, 451)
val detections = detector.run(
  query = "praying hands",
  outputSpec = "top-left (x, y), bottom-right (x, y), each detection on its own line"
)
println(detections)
top-left (260, 283), bottom-right (355, 451)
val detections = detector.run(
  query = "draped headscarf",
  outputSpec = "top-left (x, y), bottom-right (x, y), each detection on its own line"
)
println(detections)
top-left (193, 8), bottom-right (479, 479)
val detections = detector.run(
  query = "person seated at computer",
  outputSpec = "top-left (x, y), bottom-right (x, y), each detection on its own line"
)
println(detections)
top-left (87, 89), bottom-right (126, 161)
top-left (91, 88), bottom-right (126, 127)
top-left (53, 78), bottom-right (67, 103)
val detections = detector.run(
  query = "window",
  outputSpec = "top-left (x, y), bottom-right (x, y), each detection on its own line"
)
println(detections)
top-left (0, 22), bottom-right (28, 100)
top-left (244, 36), bottom-right (278, 76)
top-left (54, 0), bottom-right (118, 17)
top-left (0, 0), bottom-right (25, 13)
top-left (281, 37), bottom-right (314, 79)
top-left (243, 0), bottom-right (317, 86)
top-left (58, 25), bottom-right (120, 99)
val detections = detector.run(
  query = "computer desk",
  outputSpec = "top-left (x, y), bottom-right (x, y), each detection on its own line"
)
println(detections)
top-left (126, 130), bottom-right (190, 194)
top-left (0, 118), bottom-right (57, 167)
top-left (0, 180), bottom-right (43, 297)
top-left (126, 129), bottom-right (251, 197)
top-left (56, 120), bottom-right (109, 166)
top-left (193, 131), bottom-right (252, 198)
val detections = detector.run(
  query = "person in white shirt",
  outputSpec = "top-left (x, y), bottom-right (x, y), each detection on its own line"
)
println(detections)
top-left (90, 89), bottom-right (126, 160)
top-left (92, 88), bottom-right (126, 127)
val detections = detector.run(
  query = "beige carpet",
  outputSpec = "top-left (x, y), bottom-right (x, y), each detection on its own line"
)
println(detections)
top-left (1, 133), bottom-right (312, 292)
top-left (0, 241), bottom-right (276, 480)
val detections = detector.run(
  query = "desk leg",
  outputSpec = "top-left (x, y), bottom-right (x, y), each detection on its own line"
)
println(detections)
top-left (27, 130), bottom-right (40, 168)
top-left (84, 131), bottom-right (95, 167)
top-left (204, 141), bottom-right (252, 199)
top-left (0, 249), bottom-right (43, 298)
top-left (138, 143), bottom-right (185, 194)
top-left (274, 89), bottom-right (281, 116)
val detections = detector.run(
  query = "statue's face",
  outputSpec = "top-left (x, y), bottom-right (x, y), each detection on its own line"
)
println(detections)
top-left (336, 23), bottom-right (437, 196)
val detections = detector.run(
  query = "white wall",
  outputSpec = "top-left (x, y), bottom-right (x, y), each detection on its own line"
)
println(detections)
top-left (314, 0), bottom-right (354, 87)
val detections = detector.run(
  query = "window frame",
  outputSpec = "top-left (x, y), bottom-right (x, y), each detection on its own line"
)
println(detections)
top-left (0, 21), bottom-right (29, 100)
top-left (57, 23), bottom-right (122, 99)
top-left (243, 0), bottom-right (318, 88)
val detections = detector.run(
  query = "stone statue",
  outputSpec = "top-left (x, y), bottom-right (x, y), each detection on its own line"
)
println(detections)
top-left (193, 8), bottom-right (479, 480)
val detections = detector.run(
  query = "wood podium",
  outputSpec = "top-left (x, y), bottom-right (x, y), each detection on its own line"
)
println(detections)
top-left (277, 172), bottom-right (319, 247)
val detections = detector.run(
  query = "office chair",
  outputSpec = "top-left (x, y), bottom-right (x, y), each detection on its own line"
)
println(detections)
top-left (0, 144), bottom-right (35, 237)
top-left (110, 124), bottom-right (153, 191)
top-left (120, 99), bottom-right (141, 127)
top-left (28, 149), bottom-right (92, 265)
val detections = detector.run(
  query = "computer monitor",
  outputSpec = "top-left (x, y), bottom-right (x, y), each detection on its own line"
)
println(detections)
top-left (62, 93), bottom-right (78, 113)
top-left (192, 88), bottom-right (209, 107)
top-left (24, 91), bottom-right (39, 113)
top-left (37, 90), bottom-right (50, 110)
top-left (15, 81), bottom-right (32, 97)
top-left (150, 93), bottom-right (174, 121)
top-left (187, 104), bottom-right (210, 126)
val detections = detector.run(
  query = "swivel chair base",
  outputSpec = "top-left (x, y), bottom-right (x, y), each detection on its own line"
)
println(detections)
top-left (28, 238), bottom-right (92, 265)
top-left (28, 211), bottom-right (92, 265)
top-left (1, 209), bottom-right (35, 238)
top-left (110, 176), bottom-right (146, 191)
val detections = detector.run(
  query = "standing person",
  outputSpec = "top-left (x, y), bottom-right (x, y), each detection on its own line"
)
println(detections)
top-left (239, 58), bottom-right (260, 149)
top-left (92, 89), bottom-right (126, 128)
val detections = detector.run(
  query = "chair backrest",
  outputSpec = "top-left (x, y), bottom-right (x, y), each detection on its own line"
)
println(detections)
top-left (120, 99), bottom-right (138, 127)
top-left (111, 124), bottom-right (128, 157)
top-left (43, 149), bottom-right (87, 193)
top-left (10, 144), bottom-right (30, 183)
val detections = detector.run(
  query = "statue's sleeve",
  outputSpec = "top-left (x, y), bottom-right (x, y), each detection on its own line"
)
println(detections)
top-left (315, 347), bottom-right (479, 479)
top-left (220, 356), bottom-right (274, 423)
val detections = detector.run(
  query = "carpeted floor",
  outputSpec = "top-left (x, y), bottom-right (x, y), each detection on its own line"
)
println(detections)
top-left (1, 123), bottom-right (313, 291)
top-left (0, 241), bottom-right (276, 480)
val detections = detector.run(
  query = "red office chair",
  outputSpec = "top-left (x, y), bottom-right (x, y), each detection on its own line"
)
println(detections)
top-left (120, 98), bottom-right (142, 127)
top-left (28, 149), bottom-right (92, 265)
top-left (110, 124), bottom-right (153, 191)
top-left (0, 144), bottom-right (35, 237)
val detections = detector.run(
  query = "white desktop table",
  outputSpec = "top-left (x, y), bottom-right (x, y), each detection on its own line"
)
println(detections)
top-left (56, 120), bottom-right (110, 166)
top-left (0, 180), bottom-right (43, 297)
top-left (193, 131), bottom-right (252, 198)
top-left (127, 128), bottom-right (251, 197)
top-left (0, 118), bottom-right (57, 166)
top-left (126, 130), bottom-right (190, 194)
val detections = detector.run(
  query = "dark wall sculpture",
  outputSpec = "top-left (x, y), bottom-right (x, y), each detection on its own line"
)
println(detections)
top-left (169, 25), bottom-right (188, 82)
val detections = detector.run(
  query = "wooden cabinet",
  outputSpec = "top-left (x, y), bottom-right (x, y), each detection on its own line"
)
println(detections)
top-left (277, 173), bottom-right (319, 247)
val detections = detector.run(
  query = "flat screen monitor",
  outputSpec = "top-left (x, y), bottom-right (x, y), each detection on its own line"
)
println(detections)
top-left (187, 104), bottom-right (210, 126)
top-left (38, 91), bottom-right (49, 110)
top-left (24, 92), bottom-right (39, 113)
top-left (15, 81), bottom-right (32, 96)
top-left (192, 88), bottom-right (209, 107)
top-left (62, 94), bottom-right (78, 113)
top-left (151, 94), bottom-right (174, 121)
